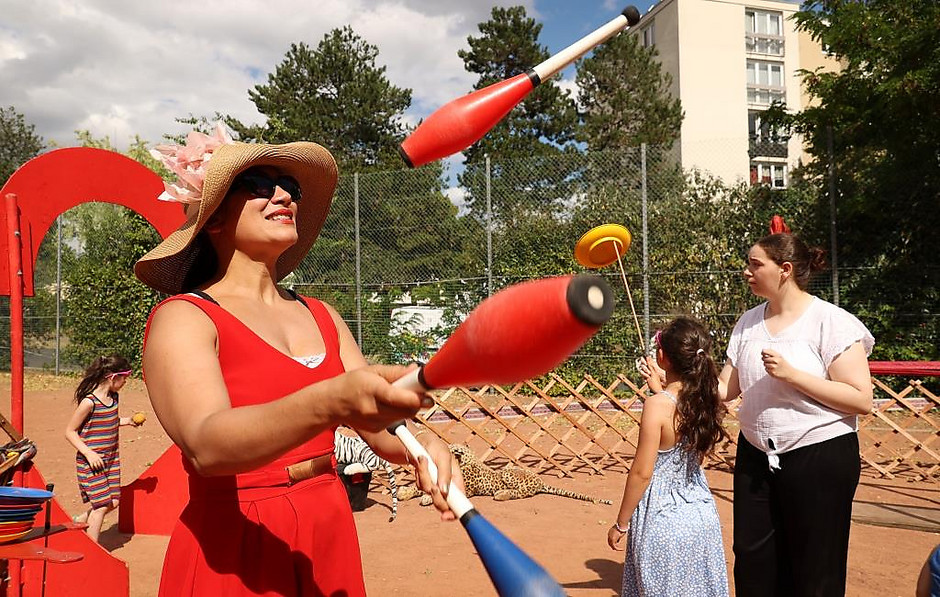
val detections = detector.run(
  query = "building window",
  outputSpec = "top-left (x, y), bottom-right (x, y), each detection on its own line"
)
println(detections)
top-left (747, 60), bottom-right (784, 86)
top-left (747, 60), bottom-right (785, 105)
top-left (746, 9), bottom-right (782, 35)
top-left (642, 23), bottom-right (655, 48)
top-left (750, 162), bottom-right (787, 188)
top-left (745, 9), bottom-right (784, 56)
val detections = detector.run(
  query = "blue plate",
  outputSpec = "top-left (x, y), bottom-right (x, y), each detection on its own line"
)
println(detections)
top-left (0, 507), bottom-right (41, 515)
top-left (0, 512), bottom-right (37, 522)
top-left (0, 502), bottom-right (43, 510)
top-left (0, 487), bottom-right (53, 501)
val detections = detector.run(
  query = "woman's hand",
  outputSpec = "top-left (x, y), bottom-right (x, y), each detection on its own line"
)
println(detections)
top-left (638, 356), bottom-right (666, 393)
top-left (760, 349), bottom-right (797, 382)
top-left (329, 364), bottom-right (433, 433)
top-left (84, 451), bottom-right (105, 472)
top-left (607, 522), bottom-right (627, 550)
top-left (411, 434), bottom-right (464, 522)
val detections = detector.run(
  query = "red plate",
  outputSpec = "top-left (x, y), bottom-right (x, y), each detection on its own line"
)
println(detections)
top-left (0, 529), bottom-right (32, 543)
top-left (0, 517), bottom-right (33, 526)
top-left (0, 503), bottom-right (43, 510)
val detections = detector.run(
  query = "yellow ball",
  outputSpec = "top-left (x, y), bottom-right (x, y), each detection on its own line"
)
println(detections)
top-left (131, 412), bottom-right (147, 425)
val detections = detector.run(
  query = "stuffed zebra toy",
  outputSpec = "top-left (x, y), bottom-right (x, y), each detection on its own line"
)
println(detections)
top-left (333, 430), bottom-right (398, 522)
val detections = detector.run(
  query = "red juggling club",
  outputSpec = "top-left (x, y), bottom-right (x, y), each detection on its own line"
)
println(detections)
top-left (388, 274), bottom-right (614, 596)
top-left (399, 5), bottom-right (642, 168)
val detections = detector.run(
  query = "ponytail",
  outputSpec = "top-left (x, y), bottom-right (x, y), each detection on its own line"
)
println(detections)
top-left (657, 318), bottom-right (730, 462)
top-left (74, 354), bottom-right (131, 403)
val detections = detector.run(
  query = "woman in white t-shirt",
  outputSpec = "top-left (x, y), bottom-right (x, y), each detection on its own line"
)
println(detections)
top-left (719, 229), bottom-right (874, 597)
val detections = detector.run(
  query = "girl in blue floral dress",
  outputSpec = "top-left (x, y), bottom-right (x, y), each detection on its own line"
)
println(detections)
top-left (608, 317), bottom-right (730, 596)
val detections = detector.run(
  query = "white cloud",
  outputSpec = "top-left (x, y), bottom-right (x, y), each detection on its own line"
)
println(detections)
top-left (0, 0), bottom-right (534, 152)
top-left (555, 76), bottom-right (582, 108)
top-left (444, 185), bottom-right (469, 216)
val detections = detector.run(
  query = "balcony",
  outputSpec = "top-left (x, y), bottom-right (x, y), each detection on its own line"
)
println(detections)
top-left (746, 33), bottom-right (785, 57)
top-left (748, 136), bottom-right (788, 159)
top-left (747, 85), bottom-right (786, 107)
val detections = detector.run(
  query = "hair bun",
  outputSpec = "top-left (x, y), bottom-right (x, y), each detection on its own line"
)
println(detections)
top-left (808, 246), bottom-right (828, 272)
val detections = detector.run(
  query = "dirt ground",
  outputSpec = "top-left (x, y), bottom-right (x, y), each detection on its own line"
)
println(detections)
top-left (1, 372), bottom-right (938, 597)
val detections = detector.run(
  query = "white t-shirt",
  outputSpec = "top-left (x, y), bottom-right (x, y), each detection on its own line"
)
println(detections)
top-left (726, 297), bottom-right (874, 461)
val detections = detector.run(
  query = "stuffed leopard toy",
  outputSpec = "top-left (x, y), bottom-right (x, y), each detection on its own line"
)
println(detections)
top-left (399, 443), bottom-right (611, 506)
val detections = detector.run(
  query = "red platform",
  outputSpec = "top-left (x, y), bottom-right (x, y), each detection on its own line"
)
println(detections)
top-left (119, 445), bottom-right (188, 535)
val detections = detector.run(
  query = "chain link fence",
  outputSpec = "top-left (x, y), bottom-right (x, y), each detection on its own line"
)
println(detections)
top-left (3, 143), bottom-right (938, 373)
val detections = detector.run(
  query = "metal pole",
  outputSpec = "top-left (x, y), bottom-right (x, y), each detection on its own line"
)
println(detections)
top-left (827, 127), bottom-right (839, 306)
top-left (55, 215), bottom-right (61, 375)
top-left (641, 144), bottom-right (650, 343)
top-left (5, 193), bottom-right (24, 436)
top-left (485, 155), bottom-right (493, 297)
top-left (5, 193), bottom-right (24, 597)
top-left (354, 173), bottom-right (363, 347)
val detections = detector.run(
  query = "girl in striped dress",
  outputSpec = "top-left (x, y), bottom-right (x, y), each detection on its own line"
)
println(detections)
top-left (65, 355), bottom-right (141, 542)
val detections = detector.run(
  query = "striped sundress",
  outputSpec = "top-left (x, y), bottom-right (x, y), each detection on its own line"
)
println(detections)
top-left (75, 392), bottom-right (122, 509)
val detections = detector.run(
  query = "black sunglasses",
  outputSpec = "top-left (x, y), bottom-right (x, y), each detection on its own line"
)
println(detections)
top-left (232, 169), bottom-right (302, 202)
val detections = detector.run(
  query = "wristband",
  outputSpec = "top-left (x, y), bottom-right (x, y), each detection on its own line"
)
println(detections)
top-left (612, 521), bottom-right (627, 533)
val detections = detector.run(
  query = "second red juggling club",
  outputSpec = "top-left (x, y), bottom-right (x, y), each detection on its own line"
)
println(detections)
top-left (387, 274), bottom-right (614, 596)
top-left (394, 274), bottom-right (614, 391)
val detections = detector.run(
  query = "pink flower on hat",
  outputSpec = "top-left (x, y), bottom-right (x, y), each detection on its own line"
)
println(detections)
top-left (150, 122), bottom-right (234, 204)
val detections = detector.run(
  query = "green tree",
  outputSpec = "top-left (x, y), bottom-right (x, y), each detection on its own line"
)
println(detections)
top-left (576, 32), bottom-right (683, 150)
top-left (457, 6), bottom-right (580, 223)
top-left (767, 0), bottom-right (940, 359)
top-left (0, 106), bottom-right (44, 184)
top-left (458, 6), bottom-right (578, 163)
top-left (572, 28), bottom-right (684, 277)
top-left (62, 203), bottom-right (161, 368)
top-left (57, 133), bottom-right (162, 368)
top-left (234, 26), bottom-right (412, 172)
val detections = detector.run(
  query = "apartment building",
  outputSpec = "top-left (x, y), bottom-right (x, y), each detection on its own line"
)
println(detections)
top-left (632, 0), bottom-right (838, 187)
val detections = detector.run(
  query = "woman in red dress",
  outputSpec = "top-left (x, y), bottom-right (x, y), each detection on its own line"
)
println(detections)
top-left (136, 124), bottom-right (461, 596)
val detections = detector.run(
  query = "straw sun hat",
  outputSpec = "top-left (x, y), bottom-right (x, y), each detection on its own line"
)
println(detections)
top-left (134, 124), bottom-right (338, 295)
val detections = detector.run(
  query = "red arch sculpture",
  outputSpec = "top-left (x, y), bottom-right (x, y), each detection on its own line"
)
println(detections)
top-left (0, 147), bottom-right (183, 295)
top-left (0, 147), bottom-right (186, 597)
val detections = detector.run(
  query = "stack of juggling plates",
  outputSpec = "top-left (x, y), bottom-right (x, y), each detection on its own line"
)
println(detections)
top-left (0, 486), bottom-right (53, 543)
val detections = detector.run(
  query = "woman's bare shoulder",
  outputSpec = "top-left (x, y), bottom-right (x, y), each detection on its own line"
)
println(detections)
top-left (148, 298), bottom-right (216, 338)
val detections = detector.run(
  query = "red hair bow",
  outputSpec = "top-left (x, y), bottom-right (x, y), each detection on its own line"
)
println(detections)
top-left (769, 215), bottom-right (791, 235)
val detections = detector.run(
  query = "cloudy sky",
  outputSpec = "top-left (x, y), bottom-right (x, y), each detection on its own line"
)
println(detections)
top-left (1, 0), bottom-right (657, 152)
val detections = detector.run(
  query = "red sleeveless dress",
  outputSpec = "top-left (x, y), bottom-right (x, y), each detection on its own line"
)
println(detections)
top-left (147, 294), bottom-right (366, 597)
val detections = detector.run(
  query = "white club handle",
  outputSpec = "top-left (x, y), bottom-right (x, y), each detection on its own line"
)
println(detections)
top-left (391, 423), bottom-right (474, 518)
top-left (532, 13), bottom-right (631, 82)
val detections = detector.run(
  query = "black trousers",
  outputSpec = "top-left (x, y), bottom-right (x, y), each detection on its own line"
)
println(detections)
top-left (733, 432), bottom-right (860, 597)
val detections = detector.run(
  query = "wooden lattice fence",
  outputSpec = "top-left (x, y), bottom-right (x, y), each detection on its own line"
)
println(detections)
top-left (413, 373), bottom-right (940, 484)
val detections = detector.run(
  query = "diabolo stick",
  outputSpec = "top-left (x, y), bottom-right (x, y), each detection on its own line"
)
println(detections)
top-left (399, 6), bottom-right (642, 168)
top-left (574, 223), bottom-right (646, 354)
top-left (388, 274), bottom-right (614, 596)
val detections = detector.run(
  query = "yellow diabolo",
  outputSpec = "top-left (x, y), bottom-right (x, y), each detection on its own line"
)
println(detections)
top-left (573, 223), bottom-right (646, 354)
top-left (574, 224), bottom-right (633, 269)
